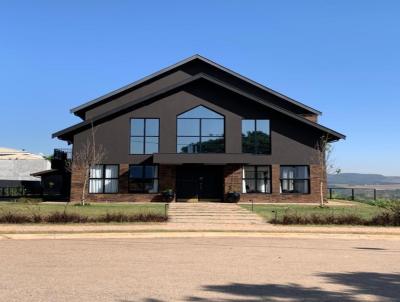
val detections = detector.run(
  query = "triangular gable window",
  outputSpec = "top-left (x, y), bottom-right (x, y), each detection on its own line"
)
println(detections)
top-left (178, 105), bottom-right (223, 119)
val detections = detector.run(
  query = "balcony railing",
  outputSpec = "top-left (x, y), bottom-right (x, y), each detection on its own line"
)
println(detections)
top-left (53, 148), bottom-right (72, 160)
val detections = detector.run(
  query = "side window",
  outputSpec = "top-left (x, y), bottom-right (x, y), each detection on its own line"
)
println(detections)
top-left (280, 166), bottom-right (310, 194)
top-left (128, 165), bottom-right (159, 193)
top-left (130, 119), bottom-right (159, 154)
top-left (242, 166), bottom-right (271, 193)
top-left (89, 164), bottom-right (119, 193)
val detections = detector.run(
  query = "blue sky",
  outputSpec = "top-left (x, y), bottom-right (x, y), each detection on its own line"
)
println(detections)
top-left (0, 1), bottom-right (399, 175)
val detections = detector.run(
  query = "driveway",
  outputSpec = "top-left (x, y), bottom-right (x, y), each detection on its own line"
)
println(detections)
top-left (0, 237), bottom-right (399, 301)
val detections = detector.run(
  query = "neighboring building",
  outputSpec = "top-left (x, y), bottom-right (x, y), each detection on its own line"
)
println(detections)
top-left (31, 149), bottom-right (71, 200)
top-left (0, 147), bottom-right (50, 193)
top-left (53, 55), bottom-right (345, 203)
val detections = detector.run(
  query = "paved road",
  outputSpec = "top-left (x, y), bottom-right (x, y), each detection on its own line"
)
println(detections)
top-left (0, 237), bottom-right (399, 301)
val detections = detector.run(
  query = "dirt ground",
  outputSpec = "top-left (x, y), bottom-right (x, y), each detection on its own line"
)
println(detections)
top-left (0, 237), bottom-right (399, 301)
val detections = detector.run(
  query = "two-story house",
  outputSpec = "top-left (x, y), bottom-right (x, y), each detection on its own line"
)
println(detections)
top-left (53, 55), bottom-right (345, 203)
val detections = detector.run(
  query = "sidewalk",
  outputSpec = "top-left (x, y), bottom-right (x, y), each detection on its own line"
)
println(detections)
top-left (0, 222), bottom-right (399, 240)
top-left (0, 202), bottom-right (398, 240)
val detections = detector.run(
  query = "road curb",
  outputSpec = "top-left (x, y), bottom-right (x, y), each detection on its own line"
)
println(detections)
top-left (1, 231), bottom-right (400, 241)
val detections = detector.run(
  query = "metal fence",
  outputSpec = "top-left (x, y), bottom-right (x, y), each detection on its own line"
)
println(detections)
top-left (53, 148), bottom-right (72, 160)
top-left (328, 187), bottom-right (400, 201)
top-left (0, 187), bottom-right (43, 198)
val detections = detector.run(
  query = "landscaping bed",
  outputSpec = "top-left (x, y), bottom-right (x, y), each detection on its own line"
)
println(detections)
top-left (241, 201), bottom-right (400, 226)
top-left (0, 202), bottom-right (168, 224)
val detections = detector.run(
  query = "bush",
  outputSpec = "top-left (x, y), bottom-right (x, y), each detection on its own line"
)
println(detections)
top-left (46, 212), bottom-right (89, 223)
top-left (97, 213), bottom-right (167, 223)
top-left (0, 211), bottom-right (168, 224)
top-left (271, 209), bottom-right (400, 226)
top-left (273, 213), bottom-right (365, 225)
top-left (0, 212), bottom-right (33, 223)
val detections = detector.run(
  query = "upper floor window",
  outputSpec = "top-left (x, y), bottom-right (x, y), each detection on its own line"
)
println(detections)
top-left (280, 165), bottom-right (310, 194)
top-left (130, 118), bottom-right (159, 154)
top-left (89, 164), bottom-right (119, 193)
top-left (177, 105), bottom-right (224, 153)
top-left (242, 119), bottom-right (271, 154)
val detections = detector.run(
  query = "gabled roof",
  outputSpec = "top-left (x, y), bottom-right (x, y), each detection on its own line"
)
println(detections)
top-left (70, 54), bottom-right (321, 118)
top-left (53, 73), bottom-right (345, 142)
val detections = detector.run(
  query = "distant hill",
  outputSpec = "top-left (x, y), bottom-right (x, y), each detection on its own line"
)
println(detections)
top-left (328, 173), bottom-right (400, 185)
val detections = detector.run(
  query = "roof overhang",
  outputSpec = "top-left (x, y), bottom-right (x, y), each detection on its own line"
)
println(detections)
top-left (153, 154), bottom-right (252, 165)
top-left (31, 169), bottom-right (59, 177)
top-left (70, 54), bottom-right (322, 118)
top-left (53, 74), bottom-right (345, 142)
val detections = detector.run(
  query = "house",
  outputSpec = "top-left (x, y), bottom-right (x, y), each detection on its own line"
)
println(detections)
top-left (53, 55), bottom-right (345, 203)
top-left (0, 147), bottom-right (50, 196)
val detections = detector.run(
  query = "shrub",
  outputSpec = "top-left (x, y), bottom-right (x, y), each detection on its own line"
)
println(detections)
top-left (97, 213), bottom-right (168, 223)
top-left (46, 212), bottom-right (89, 223)
top-left (271, 210), bottom-right (400, 226)
top-left (272, 213), bottom-right (366, 225)
top-left (0, 211), bottom-right (168, 224)
top-left (0, 212), bottom-right (33, 223)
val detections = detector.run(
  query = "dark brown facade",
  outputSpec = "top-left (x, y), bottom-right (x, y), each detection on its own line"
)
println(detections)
top-left (55, 55), bottom-right (344, 203)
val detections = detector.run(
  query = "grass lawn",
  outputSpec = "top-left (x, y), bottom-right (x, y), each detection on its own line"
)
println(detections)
top-left (0, 202), bottom-right (167, 218)
top-left (240, 201), bottom-right (384, 222)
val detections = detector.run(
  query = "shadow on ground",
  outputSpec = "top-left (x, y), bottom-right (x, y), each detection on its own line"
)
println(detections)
top-left (183, 272), bottom-right (400, 302)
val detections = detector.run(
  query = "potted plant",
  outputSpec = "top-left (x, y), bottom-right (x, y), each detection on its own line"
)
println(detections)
top-left (161, 188), bottom-right (175, 202)
top-left (226, 186), bottom-right (240, 203)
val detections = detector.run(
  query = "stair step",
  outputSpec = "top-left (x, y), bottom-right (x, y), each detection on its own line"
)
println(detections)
top-left (167, 203), bottom-right (264, 226)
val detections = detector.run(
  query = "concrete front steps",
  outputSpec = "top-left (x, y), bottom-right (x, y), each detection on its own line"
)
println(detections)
top-left (168, 202), bottom-right (265, 225)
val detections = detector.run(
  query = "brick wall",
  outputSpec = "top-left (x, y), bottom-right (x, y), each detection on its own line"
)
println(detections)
top-left (70, 163), bottom-right (326, 203)
top-left (70, 164), bottom-right (176, 203)
top-left (223, 164), bottom-right (326, 203)
top-left (159, 165), bottom-right (176, 191)
top-left (223, 164), bottom-right (242, 194)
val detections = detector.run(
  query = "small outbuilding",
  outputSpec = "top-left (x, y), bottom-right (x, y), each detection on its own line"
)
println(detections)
top-left (0, 147), bottom-right (51, 196)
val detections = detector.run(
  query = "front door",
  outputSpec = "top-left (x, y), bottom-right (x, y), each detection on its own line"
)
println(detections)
top-left (176, 165), bottom-right (223, 202)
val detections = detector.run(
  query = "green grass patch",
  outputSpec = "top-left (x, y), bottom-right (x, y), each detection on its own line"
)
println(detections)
top-left (0, 202), bottom-right (166, 219)
top-left (241, 202), bottom-right (384, 222)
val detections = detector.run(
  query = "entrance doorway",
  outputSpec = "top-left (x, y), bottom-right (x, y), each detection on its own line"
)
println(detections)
top-left (176, 165), bottom-right (224, 202)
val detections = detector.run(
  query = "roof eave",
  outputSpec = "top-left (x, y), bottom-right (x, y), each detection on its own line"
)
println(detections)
top-left (54, 74), bottom-right (344, 143)
top-left (69, 55), bottom-right (201, 115)
top-left (69, 54), bottom-right (321, 116)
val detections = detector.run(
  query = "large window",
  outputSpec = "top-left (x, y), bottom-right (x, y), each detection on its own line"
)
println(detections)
top-left (89, 165), bottom-right (119, 193)
top-left (130, 118), bottom-right (159, 154)
top-left (280, 166), bottom-right (310, 194)
top-left (242, 119), bottom-right (271, 154)
top-left (242, 166), bottom-right (271, 193)
top-left (177, 105), bottom-right (224, 153)
top-left (129, 165), bottom-right (159, 193)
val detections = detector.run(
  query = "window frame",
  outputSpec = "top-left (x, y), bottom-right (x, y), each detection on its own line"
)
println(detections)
top-left (176, 106), bottom-right (225, 154)
top-left (128, 164), bottom-right (159, 194)
top-left (129, 118), bottom-right (160, 155)
top-left (280, 165), bottom-right (310, 194)
top-left (242, 165), bottom-right (272, 194)
top-left (88, 164), bottom-right (119, 194)
top-left (241, 119), bottom-right (271, 154)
